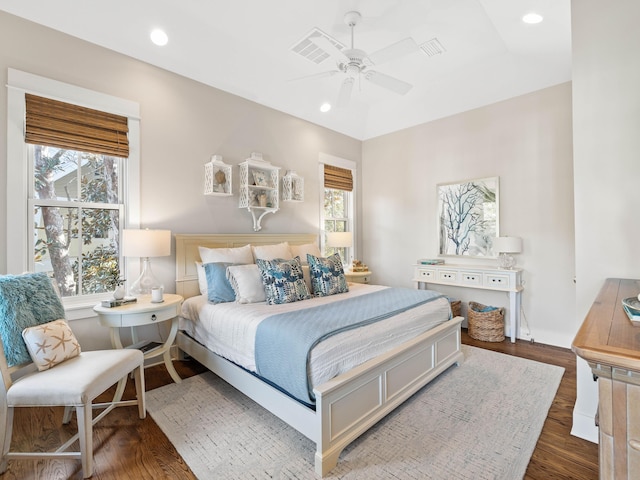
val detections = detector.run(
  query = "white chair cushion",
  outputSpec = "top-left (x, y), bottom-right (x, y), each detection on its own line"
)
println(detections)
top-left (6, 349), bottom-right (143, 406)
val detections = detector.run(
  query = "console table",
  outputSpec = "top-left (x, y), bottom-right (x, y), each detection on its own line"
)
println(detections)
top-left (572, 278), bottom-right (640, 480)
top-left (413, 263), bottom-right (523, 342)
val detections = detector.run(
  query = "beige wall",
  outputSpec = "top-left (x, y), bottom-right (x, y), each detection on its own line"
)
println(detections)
top-left (362, 83), bottom-right (575, 347)
top-left (0, 11), bottom-right (361, 278)
top-left (571, 0), bottom-right (640, 442)
top-left (0, 11), bottom-right (361, 348)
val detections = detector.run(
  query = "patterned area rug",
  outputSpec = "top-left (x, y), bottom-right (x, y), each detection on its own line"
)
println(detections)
top-left (147, 346), bottom-right (563, 479)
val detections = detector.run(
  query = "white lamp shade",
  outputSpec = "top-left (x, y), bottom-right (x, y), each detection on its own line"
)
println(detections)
top-left (122, 229), bottom-right (171, 258)
top-left (326, 231), bottom-right (353, 248)
top-left (493, 236), bottom-right (523, 254)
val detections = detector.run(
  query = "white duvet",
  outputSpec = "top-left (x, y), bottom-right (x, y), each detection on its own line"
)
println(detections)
top-left (180, 283), bottom-right (451, 391)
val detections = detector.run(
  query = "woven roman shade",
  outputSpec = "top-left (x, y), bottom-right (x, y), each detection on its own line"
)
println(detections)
top-left (25, 94), bottom-right (129, 158)
top-left (324, 164), bottom-right (353, 192)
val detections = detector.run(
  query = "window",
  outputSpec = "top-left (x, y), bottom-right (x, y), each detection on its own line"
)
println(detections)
top-left (7, 69), bottom-right (140, 310)
top-left (31, 145), bottom-right (124, 296)
top-left (320, 157), bottom-right (355, 262)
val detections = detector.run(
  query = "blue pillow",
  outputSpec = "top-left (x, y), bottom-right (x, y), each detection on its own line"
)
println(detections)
top-left (0, 272), bottom-right (65, 367)
top-left (203, 262), bottom-right (237, 304)
top-left (255, 256), bottom-right (310, 305)
top-left (307, 253), bottom-right (349, 297)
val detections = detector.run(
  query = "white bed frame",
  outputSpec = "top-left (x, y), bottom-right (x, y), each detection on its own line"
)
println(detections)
top-left (175, 233), bottom-right (464, 476)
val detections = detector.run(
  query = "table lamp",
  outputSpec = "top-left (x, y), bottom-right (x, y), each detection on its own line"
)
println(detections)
top-left (123, 229), bottom-right (171, 295)
top-left (493, 236), bottom-right (522, 269)
top-left (327, 231), bottom-right (353, 270)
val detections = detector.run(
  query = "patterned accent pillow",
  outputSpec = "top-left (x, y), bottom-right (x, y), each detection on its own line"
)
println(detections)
top-left (22, 319), bottom-right (81, 371)
top-left (307, 253), bottom-right (349, 297)
top-left (255, 256), bottom-right (311, 305)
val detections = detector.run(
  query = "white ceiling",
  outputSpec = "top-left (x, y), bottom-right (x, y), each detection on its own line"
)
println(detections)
top-left (0, 0), bottom-right (571, 140)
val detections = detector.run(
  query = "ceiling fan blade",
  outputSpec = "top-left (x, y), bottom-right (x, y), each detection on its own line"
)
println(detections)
top-left (310, 35), bottom-right (350, 64)
top-left (288, 70), bottom-right (340, 82)
top-left (337, 77), bottom-right (355, 108)
top-left (364, 70), bottom-right (413, 95)
top-left (367, 37), bottom-right (419, 65)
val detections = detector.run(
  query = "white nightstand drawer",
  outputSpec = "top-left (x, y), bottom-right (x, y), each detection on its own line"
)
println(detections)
top-left (438, 270), bottom-right (458, 283)
top-left (418, 269), bottom-right (436, 280)
top-left (485, 274), bottom-right (510, 289)
top-left (119, 305), bottom-right (177, 327)
top-left (461, 271), bottom-right (483, 286)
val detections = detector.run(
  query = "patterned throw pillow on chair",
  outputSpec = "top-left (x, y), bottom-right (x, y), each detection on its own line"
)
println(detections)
top-left (307, 253), bottom-right (349, 297)
top-left (22, 319), bottom-right (81, 371)
top-left (256, 256), bottom-right (311, 305)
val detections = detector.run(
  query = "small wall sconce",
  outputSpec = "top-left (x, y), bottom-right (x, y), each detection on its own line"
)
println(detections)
top-left (204, 154), bottom-right (232, 196)
top-left (282, 170), bottom-right (304, 202)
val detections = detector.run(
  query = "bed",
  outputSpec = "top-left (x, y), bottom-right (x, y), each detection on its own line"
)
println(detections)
top-left (174, 233), bottom-right (464, 476)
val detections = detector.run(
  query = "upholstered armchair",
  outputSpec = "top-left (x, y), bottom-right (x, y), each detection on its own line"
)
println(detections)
top-left (0, 272), bottom-right (146, 478)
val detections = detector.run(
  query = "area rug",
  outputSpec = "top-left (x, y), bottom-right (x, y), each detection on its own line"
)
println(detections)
top-left (146, 346), bottom-right (563, 479)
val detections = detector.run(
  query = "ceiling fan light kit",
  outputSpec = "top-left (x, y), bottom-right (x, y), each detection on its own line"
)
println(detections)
top-left (300, 10), bottom-right (419, 108)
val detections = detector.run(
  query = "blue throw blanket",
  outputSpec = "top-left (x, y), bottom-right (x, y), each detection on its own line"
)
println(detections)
top-left (254, 288), bottom-right (446, 404)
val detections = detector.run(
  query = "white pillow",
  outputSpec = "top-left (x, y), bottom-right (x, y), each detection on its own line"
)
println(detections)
top-left (290, 243), bottom-right (321, 265)
top-left (22, 319), bottom-right (81, 371)
top-left (226, 264), bottom-right (266, 303)
top-left (302, 265), bottom-right (312, 293)
top-left (252, 242), bottom-right (292, 261)
top-left (195, 261), bottom-right (207, 295)
top-left (199, 244), bottom-right (253, 264)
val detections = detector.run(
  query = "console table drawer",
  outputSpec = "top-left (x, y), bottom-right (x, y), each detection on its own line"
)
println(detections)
top-left (461, 272), bottom-right (483, 286)
top-left (438, 270), bottom-right (458, 283)
top-left (417, 269), bottom-right (436, 280)
top-left (485, 274), bottom-right (510, 289)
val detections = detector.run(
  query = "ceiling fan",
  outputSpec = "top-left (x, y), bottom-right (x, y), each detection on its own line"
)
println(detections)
top-left (303, 11), bottom-right (419, 108)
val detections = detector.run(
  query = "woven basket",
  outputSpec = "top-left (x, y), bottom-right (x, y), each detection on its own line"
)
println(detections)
top-left (450, 300), bottom-right (462, 318)
top-left (467, 301), bottom-right (505, 342)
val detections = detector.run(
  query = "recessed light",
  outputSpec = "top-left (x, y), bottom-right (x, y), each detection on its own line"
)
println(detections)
top-left (522, 12), bottom-right (543, 24)
top-left (150, 28), bottom-right (169, 46)
top-left (320, 102), bottom-right (331, 113)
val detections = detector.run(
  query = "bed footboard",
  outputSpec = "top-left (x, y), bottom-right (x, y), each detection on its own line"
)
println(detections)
top-left (177, 316), bottom-right (463, 477)
top-left (312, 316), bottom-right (463, 476)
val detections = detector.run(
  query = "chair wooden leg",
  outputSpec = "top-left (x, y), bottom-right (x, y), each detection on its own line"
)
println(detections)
top-left (134, 366), bottom-right (146, 419)
top-left (0, 405), bottom-right (13, 474)
top-left (62, 405), bottom-right (74, 424)
top-left (76, 404), bottom-right (94, 478)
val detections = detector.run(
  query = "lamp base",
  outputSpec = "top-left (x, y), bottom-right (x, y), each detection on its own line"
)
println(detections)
top-left (498, 252), bottom-right (516, 270)
top-left (129, 257), bottom-right (163, 295)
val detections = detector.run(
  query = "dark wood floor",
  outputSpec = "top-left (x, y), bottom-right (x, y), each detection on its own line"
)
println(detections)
top-left (2, 331), bottom-right (598, 479)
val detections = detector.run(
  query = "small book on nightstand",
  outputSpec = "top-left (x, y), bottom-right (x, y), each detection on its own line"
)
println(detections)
top-left (101, 297), bottom-right (137, 308)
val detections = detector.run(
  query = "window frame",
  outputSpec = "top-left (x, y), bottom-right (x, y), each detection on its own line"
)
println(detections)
top-left (6, 69), bottom-right (140, 316)
top-left (318, 153), bottom-right (356, 259)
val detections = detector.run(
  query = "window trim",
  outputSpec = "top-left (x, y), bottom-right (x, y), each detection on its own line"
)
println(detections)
top-left (6, 69), bottom-right (140, 314)
top-left (318, 153), bottom-right (356, 258)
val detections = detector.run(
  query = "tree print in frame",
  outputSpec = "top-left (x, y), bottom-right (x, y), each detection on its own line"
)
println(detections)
top-left (437, 176), bottom-right (499, 257)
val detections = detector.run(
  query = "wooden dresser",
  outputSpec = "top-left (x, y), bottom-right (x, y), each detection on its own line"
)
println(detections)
top-left (572, 278), bottom-right (640, 479)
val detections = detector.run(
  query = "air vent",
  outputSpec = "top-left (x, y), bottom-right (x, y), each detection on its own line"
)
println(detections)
top-left (291, 28), bottom-right (345, 64)
top-left (419, 37), bottom-right (446, 57)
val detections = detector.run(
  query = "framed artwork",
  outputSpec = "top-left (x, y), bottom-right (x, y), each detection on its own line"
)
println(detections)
top-left (437, 176), bottom-right (499, 257)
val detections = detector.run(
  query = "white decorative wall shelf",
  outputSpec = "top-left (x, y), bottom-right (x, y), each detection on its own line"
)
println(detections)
top-left (204, 154), bottom-right (232, 196)
top-left (282, 170), bottom-right (304, 202)
top-left (238, 152), bottom-right (280, 231)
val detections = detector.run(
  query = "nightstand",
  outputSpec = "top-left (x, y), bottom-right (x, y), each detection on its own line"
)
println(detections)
top-left (93, 293), bottom-right (183, 384)
top-left (344, 271), bottom-right (371, 284)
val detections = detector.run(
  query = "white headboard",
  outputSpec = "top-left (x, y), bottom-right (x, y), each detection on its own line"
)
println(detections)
top-left (175, 233), bottom-right (319, 299)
